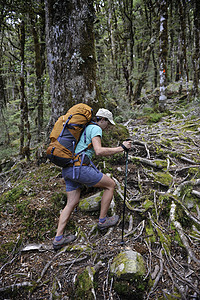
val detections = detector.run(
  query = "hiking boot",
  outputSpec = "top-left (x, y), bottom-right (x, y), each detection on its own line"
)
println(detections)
top-left (53, 234), bottom-right (76, 250)
top-left (97, 215), bottom-right (119, 231)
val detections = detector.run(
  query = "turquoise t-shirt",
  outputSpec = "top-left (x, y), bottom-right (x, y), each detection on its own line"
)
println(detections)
top-left (75, 124), bottom-right (102, 159)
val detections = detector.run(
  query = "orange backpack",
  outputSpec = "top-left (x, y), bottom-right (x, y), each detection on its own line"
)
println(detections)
top-left (46, 103), bottom-right (94, 169)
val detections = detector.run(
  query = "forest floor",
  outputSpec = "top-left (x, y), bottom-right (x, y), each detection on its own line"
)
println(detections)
top-left (0, 91), bottom-right (200, 299)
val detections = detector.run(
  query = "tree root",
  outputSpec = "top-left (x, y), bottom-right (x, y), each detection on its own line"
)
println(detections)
top-left (170, 201), bottom-right (200, 266)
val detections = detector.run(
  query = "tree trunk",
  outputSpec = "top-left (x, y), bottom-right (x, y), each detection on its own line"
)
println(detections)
top-left (159, 0), bottom-right (168, 111)
top-left (108, 0), bottom-right (116, 66)
top-left (120, 0), bottom-right (134, 102)
top-left (169, 1), bottom-right (174, 83)
top-left (192, 0), bottom-right (200, 97)
top-left (133, 37), bottom-right (156, 102)
top-left (152, 51), bottom-right (158, 88)
top-left (0, 3), bottom-right (6, 113)
top-left (179, 0), bottom-right (189, 98)
top-left (19, 21), bottom-right (31, 159)
top-left (0, 67), bottom-right (6, 112)
top-left (144, 0), bottom-right (158, 89)
top-left (45, 0), bottom-right (97, 128)
top-left (29, 11), bottom-right (45, 142)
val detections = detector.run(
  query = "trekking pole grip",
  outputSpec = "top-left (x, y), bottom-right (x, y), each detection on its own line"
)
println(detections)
top-left (120, 143), bottom-right (129, 152)
top-left (120, 138), bottom-right (132, 153)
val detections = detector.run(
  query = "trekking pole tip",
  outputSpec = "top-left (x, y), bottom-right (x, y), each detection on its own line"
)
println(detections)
top-left (120, 240), bottom-right (125, 246)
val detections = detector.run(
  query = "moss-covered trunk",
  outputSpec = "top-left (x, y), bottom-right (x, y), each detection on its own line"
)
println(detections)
top-left (45, 0), bottom-right (97, 129)
top-left (192, 0), bottom-right (200, 97)
top-left (29, 9), bottom-right (46, 142)
top-left (19, 20), bottom-right (31, 159)
top-left (159, 0), bottom-right (168, 111)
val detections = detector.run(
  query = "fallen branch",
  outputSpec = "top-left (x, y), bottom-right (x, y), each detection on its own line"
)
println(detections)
top-left (0, 281), bottom-right (33, 293)
top-left (180, 156), bottom-right (198, 164)
top-left (191, 190), bottom-right (200, 199)
top-left (130, 155), bottom-right (165, 169)
top-left (164, 247), bottom-right (200, 295)
top-left (170, 196), bottom-right (200, 226)
top-left (0, 234), bottom-right (22, 275)
top-left (174, 165), bottom-right (200, 173)
top-left (132, 139), bottom-right (151, 159)
top-left (173, 179), bottom-right (200, 197)
top-left (143, 239), bottom-right (152, 280)
top-left (127, 214), bottom-right (133, 232)
top-left (58, 254), bottom-right (88, 266)
top-left (165, 264), bottom-right (187, 300)
top-left (37, 246), bottom-right (71, 283)
top-left (147, 248), bottom-right (164, 299)
top-left (170, 201), bottom-right (200, 266)
top-left (124, 220), bottom-right (145, 238)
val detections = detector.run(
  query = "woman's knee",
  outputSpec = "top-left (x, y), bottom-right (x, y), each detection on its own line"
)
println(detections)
top-left (109, 178), bottom-right (116, 190)
top-left (103, 176), bottom-right (116, 191)
top-left (94, 174), bottom-right (115, 189)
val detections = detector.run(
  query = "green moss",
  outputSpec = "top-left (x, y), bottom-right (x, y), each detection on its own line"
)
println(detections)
top-left (154, 160), bottom-right (168, 169)
top-left (0, 236), bottom-right (23, 263)
top-left (75, 266), bottom-right (96, 299)
top-left (67, 244), bottom-right (92, 253)
top-left (148, 171), bottom-right (173, 187)
top-left (51, 192), bottom-right (67, 211)
top-left (102, 124), bottom-right (129, 147)
top-left (142, 200), bottom-right (153, 211)
top-left (110, 251), bottom-right (148, 299)
top-left (15, 199), bottom-right (30, 215)
top-left (156, 227), bottom-right (171, 253)
top-left (78, 191), bottom-right (103, 213)
top-left (172, 229), bottom-right (184, 247)
top-left (0, 241), bottom-right (15, 262)
top-left (145, 225), bottom-right (156, 242)
top-left (111, 251), bottom-right (146, 279)
top-left (146, 113), bottom-right (166, 124)
top-left (162, 138), bottom-right (173, 147)
top-left (188, 167), bottom-right (200, 177)
top-left (0, 185), bottom-right (26, 205)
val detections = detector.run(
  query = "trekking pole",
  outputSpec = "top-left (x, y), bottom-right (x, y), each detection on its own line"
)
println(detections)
top-left (120, 139), bottom-right (131, 246)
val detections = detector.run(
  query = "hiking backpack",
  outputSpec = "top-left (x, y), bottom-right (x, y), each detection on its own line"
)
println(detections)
top-left (46, 103), bottom-right (94, 169)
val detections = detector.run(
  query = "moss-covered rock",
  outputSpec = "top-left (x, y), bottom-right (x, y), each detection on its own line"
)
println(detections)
top-left (78, 191), bottom-right (103, 212)
top-left (110, 250), bottom-right (150, 299)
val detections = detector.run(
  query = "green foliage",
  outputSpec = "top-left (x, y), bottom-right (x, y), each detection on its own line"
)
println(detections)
top-left (74, 266), bottom-right (96, 299)
top-left (0, 241), bottom-right (15, 262)
top-left (145, 224), bottom-right (156, 243)
top-left (0, 0), bottom-right (199, 159)
top-left (51, 192), bottom-right (68, 211)
top-left (147, 112), bottom-right (164, 124)
top-left (0, 163), bottom-right (67, 246)
top-left (0, 185), bottom-right (26, 206)
top-left (102, 123), bottom-right (129, 147)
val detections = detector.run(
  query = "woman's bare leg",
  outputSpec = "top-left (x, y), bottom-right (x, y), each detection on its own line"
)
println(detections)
top-left (55, 188), bottom-right (81, 236)
top-left (94, 174), bottom-right (115, 219)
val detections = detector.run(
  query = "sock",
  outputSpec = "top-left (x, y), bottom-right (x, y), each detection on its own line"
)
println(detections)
top-left (99, 217), bottom-right (107, 224)
top-left (55, 235), bottom-right (63, 241)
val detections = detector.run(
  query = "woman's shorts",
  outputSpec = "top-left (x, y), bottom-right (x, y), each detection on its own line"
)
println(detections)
top-left (62, 166), bottom-right (103, 192)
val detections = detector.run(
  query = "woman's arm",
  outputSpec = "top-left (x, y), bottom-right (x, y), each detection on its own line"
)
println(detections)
top-left (92, 136), bottom-right (131, 156)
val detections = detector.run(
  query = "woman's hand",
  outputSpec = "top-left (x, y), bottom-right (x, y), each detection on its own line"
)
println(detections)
top-left (122, 140), bottom-right (132, 151)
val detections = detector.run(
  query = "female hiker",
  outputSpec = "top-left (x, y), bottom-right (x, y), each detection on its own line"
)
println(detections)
top-left (53, 108), bottom-right (132, 250)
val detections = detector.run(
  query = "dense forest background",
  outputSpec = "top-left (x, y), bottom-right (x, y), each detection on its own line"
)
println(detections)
top-left (0, 1), bottom-right (200, 299)
top-left (0, 0), bottom-right (199, 161)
